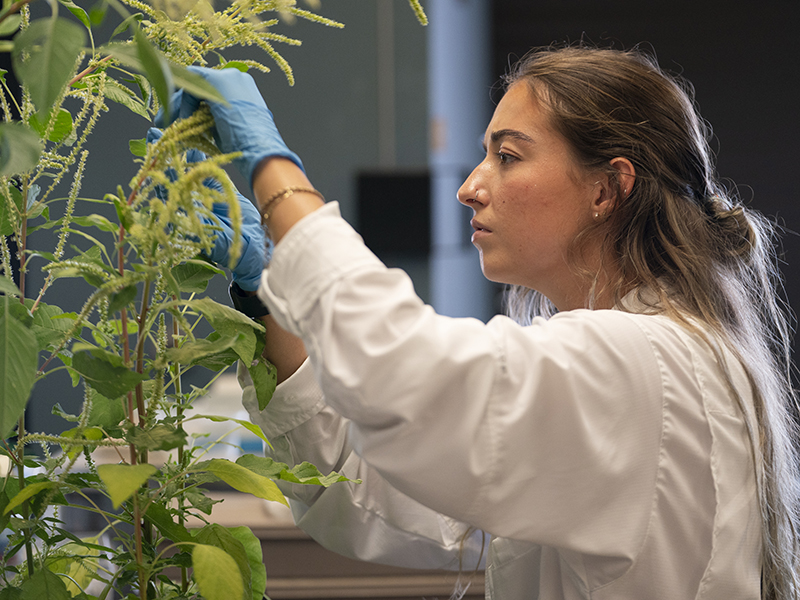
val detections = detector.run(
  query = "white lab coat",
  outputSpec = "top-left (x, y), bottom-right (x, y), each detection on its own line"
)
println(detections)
top-left (242, 202), bottom-right (761, 599)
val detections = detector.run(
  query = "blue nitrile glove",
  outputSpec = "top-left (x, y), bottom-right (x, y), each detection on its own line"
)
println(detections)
top-left (154, 67), bottom-right (303, 189)
top-left (147, 127), bottom-right (269, 291)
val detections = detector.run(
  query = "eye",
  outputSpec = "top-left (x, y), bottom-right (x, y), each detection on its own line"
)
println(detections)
top-left (496, 150), bottom-right (516, 165)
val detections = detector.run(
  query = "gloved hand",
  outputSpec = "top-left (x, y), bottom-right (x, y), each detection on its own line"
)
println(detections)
top-left (154, 67), bottom-right (303, 189)
top-left (147, 127), bottom-right (268, 291)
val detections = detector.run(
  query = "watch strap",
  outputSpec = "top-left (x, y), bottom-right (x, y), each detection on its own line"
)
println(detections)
top-left (229, 281), bottom-right (270, 319)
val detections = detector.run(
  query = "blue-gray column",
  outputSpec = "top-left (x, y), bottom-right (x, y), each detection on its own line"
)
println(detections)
top-left (428, 0), bottom-right (494, 320)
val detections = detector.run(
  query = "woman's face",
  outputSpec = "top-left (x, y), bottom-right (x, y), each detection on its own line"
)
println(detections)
top-left (457, 83), bottom-right (601, 310)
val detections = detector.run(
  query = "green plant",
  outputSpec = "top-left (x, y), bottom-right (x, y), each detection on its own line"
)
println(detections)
top-left (0, 1), bottom-right (426, 599)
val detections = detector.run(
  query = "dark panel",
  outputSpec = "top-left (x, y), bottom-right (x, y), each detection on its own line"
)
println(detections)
top-left (357, 171), bottom-right (431, 256)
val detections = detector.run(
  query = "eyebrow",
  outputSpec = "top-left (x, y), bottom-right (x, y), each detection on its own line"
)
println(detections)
top-left (482, 128), bottom-right (535, 150)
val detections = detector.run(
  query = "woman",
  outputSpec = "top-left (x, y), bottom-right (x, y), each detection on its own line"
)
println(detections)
top-left (164, 46), bottom-right (800, 599)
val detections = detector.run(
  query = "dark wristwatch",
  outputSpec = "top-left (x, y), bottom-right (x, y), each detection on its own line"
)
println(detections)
top-left (228, 281), bottom-right (270, 319)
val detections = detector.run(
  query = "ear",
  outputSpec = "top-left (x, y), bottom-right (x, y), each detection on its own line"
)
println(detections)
top-left (592, 157), bottom-right (636, 216)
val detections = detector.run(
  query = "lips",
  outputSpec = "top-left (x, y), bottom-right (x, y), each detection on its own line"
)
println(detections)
top-left (471, 219), bottom-right (492, 233)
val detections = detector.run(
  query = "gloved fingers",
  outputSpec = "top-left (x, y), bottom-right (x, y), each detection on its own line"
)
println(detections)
top-left (146, 127), bottom-right (163, 145)
top-left (154, 88), bottom-right (203, 128)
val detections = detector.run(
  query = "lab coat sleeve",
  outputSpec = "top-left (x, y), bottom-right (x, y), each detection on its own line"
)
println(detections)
top-left (258, 203), bottom-right (665, 559)
top-left (238, 358), bottom-right (488, 571)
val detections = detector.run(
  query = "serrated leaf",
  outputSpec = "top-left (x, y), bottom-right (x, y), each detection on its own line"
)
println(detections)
top-left (12, 17), bottom-right (87, 115)
top-left (71, 349), bottom-right (147, 399)
top-left (0, 296), bottom-right (38, 438)
top-left (192, 544), bottom-right (244, 600)
top-left (201, 458), bottom-right (287, 506)
top-left (97, 463), bottom-right (156, 509)
top-left (0, 122), bottom-right (42, 176)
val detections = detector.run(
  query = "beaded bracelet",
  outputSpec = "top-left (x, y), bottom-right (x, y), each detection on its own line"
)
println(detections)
top-left (259, 186), bottom-right (325, 224)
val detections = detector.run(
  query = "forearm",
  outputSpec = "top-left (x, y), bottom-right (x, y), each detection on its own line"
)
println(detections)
top-left (258, 313), bottom-right (307, 384)
top-left (252, 157), bottom-right (325, 243)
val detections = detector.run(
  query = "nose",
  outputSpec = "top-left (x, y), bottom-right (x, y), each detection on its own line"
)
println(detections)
top-left (457, 162), bottom-right (485, 208)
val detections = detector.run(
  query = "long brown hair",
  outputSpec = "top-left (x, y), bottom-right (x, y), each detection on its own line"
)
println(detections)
top-left (503, 45), bottom-right (800, 600)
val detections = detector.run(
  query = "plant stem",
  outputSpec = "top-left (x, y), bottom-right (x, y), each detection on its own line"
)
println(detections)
top-left (15, 413), bottom-right (34, 578)
top-left (69, 56), bottom-right (113, 88)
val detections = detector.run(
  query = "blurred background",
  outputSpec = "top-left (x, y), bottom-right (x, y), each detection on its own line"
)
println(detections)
top-left (22, 0), bottom-right (800, 435)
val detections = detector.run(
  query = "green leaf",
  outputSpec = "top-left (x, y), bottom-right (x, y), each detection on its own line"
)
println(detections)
top-left (201, 458), bottom-right (288, 506)
top-left (110, 12), bottom-right (141, 38)
top-left (108, 284), bottom-right (137, 314)
top-left (247, 357), bottom-right (277, 411)
top-left (0, 586), bottom-right (22, 600)
top-left (0, 277), bottom-right (20, 297)
top-left (104, 43), bottom-right (227, 106)
top-left (58, 0), bottom-right (91, 28)
top-left (4, 481), bottom-right (55, 515)
top-left (0, 122), bottom-right (42, 176)
top-left (192, 544), bottom-right (244, 600)
top-left (172, 260), bottom-right (221, 293)
top-left (86, 393), bottom-right (125, 435)
top-left (145, 502), bottom-right (192, 543)
top-left (27, 300), bottom-right (74, 350)
top-left (19, 568), bottom-right (70, 600)
top-left (221, 61), bottom-right (249, 73)
top-left (186, 414), bottom-right (270, 449)
top-left (236, 454), bottom-right (353, 488)
top-left (12, 17), bottom-right (87, 115)
top-left (165, 334), bottom-right (240, 366)
top-left (0, 296), bottom-right (38, 438)
top-left (103, 78), bottom-right (148, 119)
top-left (126, 423), bottom-right (186, 452)
top-left (133, 28), bottom-right (173, 121)
top-left (46, 541), bottom-right (100, 596)
top-left (193, 524), bottom-right (251, 600)
top-left (170, 65), bottom-right (227, 105)
top-left (71, 213), bottom-right (118, 232)
top-left (29, 108), bottom-right (73, 144)
top-left (227, 526), bottom-right (266, 600)
top-left (184, 298), bottom-right (263, 363)
top-left (129, 137), bottom-right (146, 157)
top-left (0, 14), bottom-right (21, 37)
top-left (71, 349), bottom-right (147, 399)
top-left (97, 463), bottom-right (156, 509)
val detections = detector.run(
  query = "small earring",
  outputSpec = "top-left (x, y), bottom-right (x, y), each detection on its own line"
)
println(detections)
top-left (593, 212), bottom-right (600, 219)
